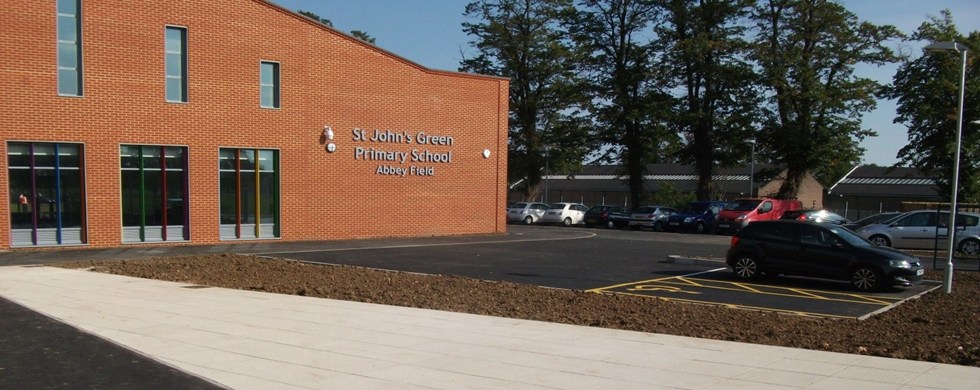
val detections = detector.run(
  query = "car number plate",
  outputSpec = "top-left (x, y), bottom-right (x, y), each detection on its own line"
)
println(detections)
top-left (669, 222), bottom-right (679, 226)
top-left (718, 223), bottom-right (729, 229)
top-left (916, 269), bottom-right (924, 276)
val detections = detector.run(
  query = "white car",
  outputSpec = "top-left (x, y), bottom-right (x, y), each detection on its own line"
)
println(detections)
top-left (506, 202), bottom-right (551, 224)
top-left (856, 210), bottom-right (980, 255)
top-left (540, 202), bottom-right (589, 226)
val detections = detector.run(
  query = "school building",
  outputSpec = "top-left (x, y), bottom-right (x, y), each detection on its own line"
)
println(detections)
top-left (0, 0), bottom-right (509, 249)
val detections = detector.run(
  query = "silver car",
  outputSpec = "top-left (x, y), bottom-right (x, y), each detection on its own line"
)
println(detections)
top-left (506, 202), bottom-right (551, 224)
top-left (629, 205), bottom-right (676, 231)
top-left (856, 210), bottom-right (980, 255)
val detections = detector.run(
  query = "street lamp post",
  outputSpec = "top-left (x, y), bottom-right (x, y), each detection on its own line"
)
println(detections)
top-left (543, 146), bottom-right (550, 204)
top-left (750, 141), bottom-right (757, 197)
top-left (924, 40), bottom-right (968, 294)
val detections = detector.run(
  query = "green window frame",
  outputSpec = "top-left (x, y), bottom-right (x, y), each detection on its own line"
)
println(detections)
top-left (219, 148), bottom-right (279, 240)
top-left (8, 142), bottom-right (86, 247)
top-left (120, 145), bottom-right (189, 243)
top-left (165, 26), bottom-right (187, 102)
top-left (57, 0), bottom-right (83, 96)
top-left (260, 61), bottom-right (280, 108)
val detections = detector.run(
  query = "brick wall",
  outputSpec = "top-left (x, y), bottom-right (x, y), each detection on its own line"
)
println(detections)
top-left (0, 0), bottom-right (509, 249)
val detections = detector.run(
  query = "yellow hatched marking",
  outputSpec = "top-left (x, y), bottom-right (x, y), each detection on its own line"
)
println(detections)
top-left (601, 277), bottom-right (892, 306)
top-left (598, 291), bottom-right (855, 319)
top-left (789, 288), bottom-right (827, 299)
top-left (731, 283), bottom-right (762, 293)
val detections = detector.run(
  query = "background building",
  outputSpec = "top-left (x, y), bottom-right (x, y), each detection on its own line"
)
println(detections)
top-left (0, 0), bottom-right (509, 249)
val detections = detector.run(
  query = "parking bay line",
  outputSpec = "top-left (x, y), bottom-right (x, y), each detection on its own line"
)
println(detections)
top-left (590, 270), bottom-right (905, 317)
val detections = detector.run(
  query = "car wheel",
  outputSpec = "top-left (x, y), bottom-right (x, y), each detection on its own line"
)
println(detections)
top-left (653, 221), bottom-right (663, 232)
top-left (562, 217), bottom-right (572, 227)
top-left (851, 266), bottom-right (882, 292)
top-left (958, 238), bottom-right (980, 256)
top-left (523, 216), bottom-right (533, 225)
top-left (868, 235), bottom-right (891, 247)
top-left (732, 255), bottom-right (760, 279)
top-left (694, 222), bottom-right (706, 234)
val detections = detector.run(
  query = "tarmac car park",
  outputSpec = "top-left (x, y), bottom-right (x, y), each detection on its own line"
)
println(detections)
top-left (234, 224), bottom-right (939, 319)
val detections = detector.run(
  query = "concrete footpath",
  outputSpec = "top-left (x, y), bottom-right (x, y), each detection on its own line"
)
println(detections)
top-left (0, 266), bottom-right (977, 389)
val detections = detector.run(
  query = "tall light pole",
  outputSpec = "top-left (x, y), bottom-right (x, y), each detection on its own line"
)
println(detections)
top-left (543, 145), bottom-right (551, 204)
top-left (924, 40), bottom-right (968, 294)
top-left (750, 140), bottom-right (757, 197)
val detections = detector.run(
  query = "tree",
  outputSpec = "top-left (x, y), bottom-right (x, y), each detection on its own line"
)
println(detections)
top-left (882, 11), bottom-right (980, 202)
top-left (657, 0), bottom-right (760, 200)
top-left (461, 0), bottom-right (589, 201)
top-left (298, 10), bottom-right (377, 44)
top-left (752, 0), bottom-right (901, 198)
top-left (569, 0), bottom-right (677, 207)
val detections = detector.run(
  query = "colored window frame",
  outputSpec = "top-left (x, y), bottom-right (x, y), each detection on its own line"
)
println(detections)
top-left (120, 145), bottom-right (190, 243)
top-left (260, 61), bottom-right (280, 108)
top-left (57, 0), bottom-right (83, 96)
top-left (165, 26), bottom-right (187, 103)
top-left (219, 148), bottom-right (280, 240)
top-left (8, 142), bottom-right (86, 247)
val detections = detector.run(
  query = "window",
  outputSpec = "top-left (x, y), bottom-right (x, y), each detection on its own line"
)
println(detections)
top-left (57, 0), bottom-right (82, 96)
top-left (120, 145), bottom-right (189, 243)
top-left (165, 26), bottom-right (187, 102)
top-left (8, 142), bottom-right (86, 246)
top-left (219, 148), bottom-right (279, 240)
top-left (260, 61), bottom-right (280, 108)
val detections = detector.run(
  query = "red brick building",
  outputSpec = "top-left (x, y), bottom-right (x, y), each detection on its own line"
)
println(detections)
top-left (0, 0), bottom-right (509, 249)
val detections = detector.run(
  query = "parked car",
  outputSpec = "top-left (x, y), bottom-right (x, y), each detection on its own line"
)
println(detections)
top-left (726, 220), bottom-right (924, 291)
top-left (856, 210), bottom-right (980, 255)
top-left (629, 205), bottom-right (677, 231)
top-left (715, 198), bottom-right (803, 235)
top-left (506, 202), bottom-right (551, 225)
top-left (665, 201), bottom-right (727, 234)
top-left (841, 212), bottom-right (903, 231)
top-left (780, 209), bottom-right (851, 225)
top-left (540, 202), bottom-right (589, 226)
top-left (584, 205), bottom-right (631, 229)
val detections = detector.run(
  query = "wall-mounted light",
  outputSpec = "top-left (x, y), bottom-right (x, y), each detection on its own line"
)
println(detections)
top-left (323, 126), bottom-right (334, 140)
top-left (482, 149), bottom-right (491, 158)
top-left (326, 143), bottom-right (336, 153)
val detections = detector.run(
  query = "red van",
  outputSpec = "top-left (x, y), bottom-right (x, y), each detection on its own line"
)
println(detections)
top-left (715, 198), bottom-right (803, 235)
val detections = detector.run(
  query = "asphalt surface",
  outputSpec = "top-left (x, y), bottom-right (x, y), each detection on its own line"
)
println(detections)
top-left (0, 224), bottom-right (949, 387)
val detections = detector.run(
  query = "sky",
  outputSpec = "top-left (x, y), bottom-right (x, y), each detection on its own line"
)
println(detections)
top-left (271, 0), bottom-right (980, 166)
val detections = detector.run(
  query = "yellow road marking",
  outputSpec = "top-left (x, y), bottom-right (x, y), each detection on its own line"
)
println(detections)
top-left (597, 290), bottom-right (855, 319)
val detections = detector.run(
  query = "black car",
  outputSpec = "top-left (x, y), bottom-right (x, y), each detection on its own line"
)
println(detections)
top-left (584, 205), bottom-right (631, 229)
top-left (725, 220), bottom-right (924, 291)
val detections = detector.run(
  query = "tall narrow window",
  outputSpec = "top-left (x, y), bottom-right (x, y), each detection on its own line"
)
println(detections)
top-left (57, 0), bottom-right (82, 96)
top-left (260, 61), bottom-right (280, 108)
top-left (8, 142), bottom-right (86, 247)
top-left (165, 26), bottom-right (187, 102)
top-left (219, 148), bottom-right (279, 240)
top-left (121, 145), bottom-right (189, 243)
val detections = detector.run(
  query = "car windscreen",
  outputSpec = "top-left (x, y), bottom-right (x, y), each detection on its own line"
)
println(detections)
top-left (726, 200), bottom-right (761, 211)
top-left (827, 226), bottom-right (872, 247)
top-left (548, 204), bottom-right (566, 210)
top-left (510, 203), bottom-right (528, 209)
top-left (634, 207), bottom-right (656, 214)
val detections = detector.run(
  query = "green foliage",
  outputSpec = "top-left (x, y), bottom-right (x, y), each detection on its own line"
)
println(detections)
top-left (657, 0), bottom-right (760, 200)
top-left (646, 182), bottom-right (695, 209)
top-left (568, 0), bottom-right (678, 207)
top-left (350, 30), bottom-right (376, 44)
top-left (752, 0), bottom-right (902, 198)
top-left (882, 10), bottom-right (980, 202)
top-left (461, 0), bottom-right (590, 200)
